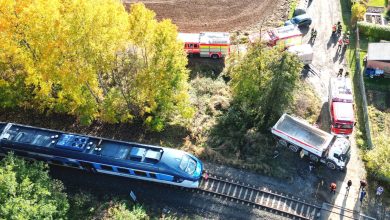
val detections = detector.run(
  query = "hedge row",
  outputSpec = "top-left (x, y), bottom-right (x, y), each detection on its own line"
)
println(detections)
top-left (357, 21), bottom-right (390, 40)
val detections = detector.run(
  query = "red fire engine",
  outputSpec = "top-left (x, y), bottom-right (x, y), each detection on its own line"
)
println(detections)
top-left (249, 25), bottom-right (303, 48)
top-left (329, 77), bottom-right (355, 135)
top-left (178, 32), bottom-right (230, 59)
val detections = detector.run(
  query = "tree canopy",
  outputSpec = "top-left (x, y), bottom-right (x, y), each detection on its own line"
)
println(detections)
top-left (229, 42), bottom-right (302, 130)
top-left (0, 153), bottom-right (68, 219)
top-left (0, 1), bottom-right (192, 130)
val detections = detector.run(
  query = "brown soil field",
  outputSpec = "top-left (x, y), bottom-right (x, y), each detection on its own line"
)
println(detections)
top-left (124, 0), bottom-right (288, 32)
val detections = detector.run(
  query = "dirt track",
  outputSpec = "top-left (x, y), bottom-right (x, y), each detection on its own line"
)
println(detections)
top-left (124, 0), bottom-right (288, 32)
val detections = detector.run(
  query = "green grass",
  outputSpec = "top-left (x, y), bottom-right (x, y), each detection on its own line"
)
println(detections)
top-left (368, 0), bottom-right (387, 6)
top-left (340, 0), bottom-right (369, 150)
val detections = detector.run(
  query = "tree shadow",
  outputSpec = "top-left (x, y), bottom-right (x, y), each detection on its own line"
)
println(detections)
top-left (187, 57), bottom-right (226, 79)
top-left (317, 102), bottom-right (331, 133)
top-left (0, 107), bottom-right (189, 149)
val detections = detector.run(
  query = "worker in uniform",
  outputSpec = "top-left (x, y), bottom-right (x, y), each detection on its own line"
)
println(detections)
top-left (330, 182), bottom-right (337, 194)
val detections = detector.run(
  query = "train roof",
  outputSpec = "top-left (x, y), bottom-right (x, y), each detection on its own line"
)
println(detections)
top-left (0, 123), bottom-right (197, 177)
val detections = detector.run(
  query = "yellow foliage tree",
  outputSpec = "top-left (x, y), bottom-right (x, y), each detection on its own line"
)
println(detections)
top-left (351, 2), bottom-right (367, 24)
top-left (101, 3), bottom-right (193, 130)
top-left (0, 0), bottom-right (129, 123)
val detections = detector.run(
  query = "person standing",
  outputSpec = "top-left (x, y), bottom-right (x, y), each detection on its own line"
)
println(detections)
top-left (345, 180), bottom-right (352, 195)
top-left (330, 182), bottom-right (337, 194)
top-left (360, 189), bottom-right (366, 203)
top-left (360, 180), bottom-right (367, 191)
top-left (376, 186), bottom-right (384, 197)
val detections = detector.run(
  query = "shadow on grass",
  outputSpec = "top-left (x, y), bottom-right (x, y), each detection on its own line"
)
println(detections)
top-left (0, 107), bottom-right (188, 149)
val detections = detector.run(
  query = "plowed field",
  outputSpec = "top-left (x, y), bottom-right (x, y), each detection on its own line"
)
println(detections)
top-left (123, 0), bottom-right (286, 32)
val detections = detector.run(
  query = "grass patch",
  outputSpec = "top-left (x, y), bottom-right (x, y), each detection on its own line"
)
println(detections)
top-left (368, 0), bottom-right (387, 6)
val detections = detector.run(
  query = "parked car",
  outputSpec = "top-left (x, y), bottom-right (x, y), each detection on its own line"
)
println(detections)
top-left (285, 14), bottom-right (312, 27)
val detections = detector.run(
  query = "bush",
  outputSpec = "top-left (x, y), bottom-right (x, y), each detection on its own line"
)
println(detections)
top-left (357, 21), bottom-right (390, 40)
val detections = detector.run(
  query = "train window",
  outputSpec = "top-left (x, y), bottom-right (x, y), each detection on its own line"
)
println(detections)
top-left (149, 173), bottom-right (157, 178)
top-left (134, 170), bottom-right (147, 177)
top-left (117, 168), bottom-right (129, 174)
top-left (130, 157), bottom-right (142, 162)
top-left (194, 44), bottom-right (199, 48)
top-left (100, 165), bottom-right (113, 171)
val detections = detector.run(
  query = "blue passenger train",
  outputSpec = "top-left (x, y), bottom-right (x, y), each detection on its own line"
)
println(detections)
top-left (0, 122), bottom-right (203, 188)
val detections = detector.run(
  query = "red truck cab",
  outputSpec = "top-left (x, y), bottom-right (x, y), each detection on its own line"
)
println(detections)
top-left (329, 77), bottom-right (355, 135)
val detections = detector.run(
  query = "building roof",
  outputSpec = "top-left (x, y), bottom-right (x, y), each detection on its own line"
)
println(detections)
top-left (367, 43), bottom-right (390, 61)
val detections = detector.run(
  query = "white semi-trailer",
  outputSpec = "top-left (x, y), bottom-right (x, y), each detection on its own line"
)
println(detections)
top-left (271, 114), bottom-right (350, 170)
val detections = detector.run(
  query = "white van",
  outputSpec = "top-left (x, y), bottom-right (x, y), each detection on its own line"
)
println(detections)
top-left (287, 44), bottom-right (313, 65)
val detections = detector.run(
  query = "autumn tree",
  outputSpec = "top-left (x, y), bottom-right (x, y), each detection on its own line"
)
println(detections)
top-left (100, 3), bottom-right (193, 131)
top-left (0, 153), bottom-right (68, 219)
top-left (0, 0), bottom-right (129, 124)
top-left (351, 2), bottom-right (367, 24)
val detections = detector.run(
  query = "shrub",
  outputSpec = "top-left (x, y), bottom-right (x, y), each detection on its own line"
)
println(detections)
top-left (357, 21), bottom-right (390, 40)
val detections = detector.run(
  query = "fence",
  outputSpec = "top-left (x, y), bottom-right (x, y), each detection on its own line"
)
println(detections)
top-left (354, 26), bottom-right (374, 149)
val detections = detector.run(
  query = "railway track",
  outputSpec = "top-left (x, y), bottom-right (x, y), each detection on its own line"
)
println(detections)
top-left (191, 175), bottom-right (322, 220)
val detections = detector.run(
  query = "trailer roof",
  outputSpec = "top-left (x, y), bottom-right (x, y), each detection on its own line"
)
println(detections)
top-left (273, 114), bottom-right (333, 153)
top-left (287, 44), bottom-right (313, 55)
top-left (329, 77), bottom-right (353, 102)
top-left (367, 43), bottom-right (390, 61)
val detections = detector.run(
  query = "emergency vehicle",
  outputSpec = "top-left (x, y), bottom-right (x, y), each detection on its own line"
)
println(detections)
top-left (249, 25), bottom-right (303, 48)
top-left (329, 77), bottom-right (355, 135)
top-left (178, 32), bottom-right (230, 59)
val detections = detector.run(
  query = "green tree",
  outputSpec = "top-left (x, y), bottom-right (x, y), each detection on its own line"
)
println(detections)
top-left (0, 153), bottom-right (68, 219)
top-left (101, 3), bottom-right (193, 131)
top-left (105, 203), bottom-right (149, 220)
top-left (229, 42), bottom-right (302, 130)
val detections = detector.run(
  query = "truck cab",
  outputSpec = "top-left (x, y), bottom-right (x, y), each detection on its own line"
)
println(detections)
top-left (329, 77), bottom-right (355, 135)
top-left (325, 137), bottom-right (351, 170)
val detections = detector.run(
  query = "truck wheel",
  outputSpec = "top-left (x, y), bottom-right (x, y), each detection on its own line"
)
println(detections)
top-left (309, 154), bottom-right (319, 162)
top-left (288, 144), bottom-right (299, 153)
top-left (277, 139), bottom-right (288, 147)
top-left (211, 54), bottom-right (219, 59)
top-left (326, 161), bottom-right (336, 170)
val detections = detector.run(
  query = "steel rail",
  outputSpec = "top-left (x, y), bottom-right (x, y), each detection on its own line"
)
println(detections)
top-left (194, 175), bottom-right (322, 220)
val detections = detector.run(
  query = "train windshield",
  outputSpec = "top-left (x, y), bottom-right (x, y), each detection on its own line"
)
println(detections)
top-left (179, 155), bottom-right (197, 175)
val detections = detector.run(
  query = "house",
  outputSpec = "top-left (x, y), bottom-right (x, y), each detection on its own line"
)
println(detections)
top-left (366, 43), bottom-right (390, 77)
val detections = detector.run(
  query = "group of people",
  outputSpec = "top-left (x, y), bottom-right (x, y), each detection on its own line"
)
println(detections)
top-left (332, 21), bottom-right (350, 53)
top-left (337, 68), bottom-right (349, 77)
top-left (329, 179), bottom-right (385, 203)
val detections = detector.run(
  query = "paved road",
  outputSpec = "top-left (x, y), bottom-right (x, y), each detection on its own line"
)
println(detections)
top-left (304, 0), bottom-right (385, 219)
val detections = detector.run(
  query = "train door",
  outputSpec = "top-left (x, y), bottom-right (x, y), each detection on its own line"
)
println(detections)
top-left (79, 161), bottom-right (96, 173)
